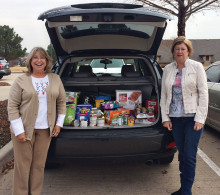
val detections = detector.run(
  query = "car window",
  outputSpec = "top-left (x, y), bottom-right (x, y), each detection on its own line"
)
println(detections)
top-left (58, 23), bottom-right (154, 39)
top-left (91, 59), bottom-right (124, 74)
top-left (206, 65), bottom-right (220, 83)
top-left (61, 58), bottom-right (150, 77)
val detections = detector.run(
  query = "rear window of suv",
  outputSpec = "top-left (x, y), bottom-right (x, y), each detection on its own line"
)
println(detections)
top-left (61, 58), bottom-right (151, 78)
top-left (58, 23), bottom-right (155, 39)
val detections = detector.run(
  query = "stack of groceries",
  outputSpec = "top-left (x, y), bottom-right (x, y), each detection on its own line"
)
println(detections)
top-left (64, 90), bottom-right (158, 128)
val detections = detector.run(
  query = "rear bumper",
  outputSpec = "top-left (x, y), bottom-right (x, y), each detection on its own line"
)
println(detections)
top-left (47, 126), bottom-right (177, 162)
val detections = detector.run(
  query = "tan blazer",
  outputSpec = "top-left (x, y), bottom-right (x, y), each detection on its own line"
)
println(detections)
top-left (160, 59), bottom-right (208, 124)
top-left (8, 73), bottom-right (66, 140)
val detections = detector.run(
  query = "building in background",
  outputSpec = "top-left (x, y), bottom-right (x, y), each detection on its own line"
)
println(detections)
top-left (157, 39), bottom-right (220, 68)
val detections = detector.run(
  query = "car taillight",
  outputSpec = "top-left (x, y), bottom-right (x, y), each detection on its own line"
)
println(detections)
top-left (166, 141), bottom-right (176, 149)
top-left (0, 64), bottom-right (2, 69)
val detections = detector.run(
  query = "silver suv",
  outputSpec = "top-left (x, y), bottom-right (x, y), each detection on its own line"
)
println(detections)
top-left (0, 58), bottom-right (11, 79)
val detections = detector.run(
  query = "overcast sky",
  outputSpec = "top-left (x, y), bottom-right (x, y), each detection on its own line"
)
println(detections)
top-left (1, 0), bottom-right (220, 52)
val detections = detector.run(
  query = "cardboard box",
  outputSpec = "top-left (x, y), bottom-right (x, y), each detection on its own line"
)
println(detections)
top-left (146, 100), bottom-right (158, 114)
top-left (104, 109), bottom-right (130, 125)
top-left (116, 90), bottom-right (142, 110)
top-left (101, 102), bottom-right (119, 110)
top-left (75, 104), bottom-right (92, 121)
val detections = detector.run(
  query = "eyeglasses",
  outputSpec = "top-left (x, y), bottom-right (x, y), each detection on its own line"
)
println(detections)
top-left (32, 56), bottom-right (46, 60)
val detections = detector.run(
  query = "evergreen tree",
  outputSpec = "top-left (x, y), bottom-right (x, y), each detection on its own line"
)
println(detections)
top-left (47, 44), bottom-right (57, 64)
top-left (0, 25), bottom-right (26, 60)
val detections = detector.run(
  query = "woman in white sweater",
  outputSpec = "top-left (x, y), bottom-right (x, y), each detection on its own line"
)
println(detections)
top-left (8, 47), bottom-right (66, 195)
top-left (160, 37), bottom-right (208, 195)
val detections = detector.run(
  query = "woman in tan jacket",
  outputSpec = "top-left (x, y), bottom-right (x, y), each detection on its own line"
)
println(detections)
top-left (160, 37), bottom-right (208, 195)
top-left (8, 47), bottom-right (66, 195)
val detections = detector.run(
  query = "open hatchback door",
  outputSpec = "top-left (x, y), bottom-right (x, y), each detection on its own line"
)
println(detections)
top-left (38, 3), bottom-right (171, 58)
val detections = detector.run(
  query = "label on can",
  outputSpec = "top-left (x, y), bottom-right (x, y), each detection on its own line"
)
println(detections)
top-left (73, 119), bottom-right (79, 127)
top-left (128, 117), bottom-right (135, 126)
top-left (80, 120), bottom-right (88, 127)
top-left (118, 116), bottom-right (123, 126)
top-left (89, 121), bottom-right (97, 127)
top-left (111, 117), bottom-right (118, 126)
top-left (97, 118), bottom-right (105, 127)
top-left (123, 115), bottom-right (129, 125)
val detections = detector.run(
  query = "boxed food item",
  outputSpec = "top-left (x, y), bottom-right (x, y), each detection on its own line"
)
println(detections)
top-left (135, 117), bottom-right (157, 124)
top-left (117, 108), bottom-right (131, 115)
top-left (75, 104), bottom-right (92, 121)
top-left (66, 91), bottom-right (78, 104)
top-left (95, 96), bottom-right (111, 101)
top-left (116, 90), bottom-right (142, 110)
top-left (95, 96), bottom-right (111, 108)
top-left (95, 99), bottom-right (104, 108)
top-left (64, 104), bottom-right (77, 125)
top-left (101, 101), bottom-right (119, 110)
top-left (146, 99), bottom-right (158, 114)
top-left (135, 107), bottom-right (154, 119)
top-left (104, 109), bottom-right (130, 125)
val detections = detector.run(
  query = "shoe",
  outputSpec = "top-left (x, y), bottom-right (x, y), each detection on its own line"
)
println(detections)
top-left (171, 188), bottom-right (182, 195)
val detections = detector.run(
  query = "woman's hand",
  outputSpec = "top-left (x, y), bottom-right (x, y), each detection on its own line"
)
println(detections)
top-left (163, 121), bottom-right (172, 131)
top-left (16, 133), bottom-right (26, 142)
top-left (194, 122), bottom-right (203, 131)
top-left (52, 125), bottom-right (61, 137)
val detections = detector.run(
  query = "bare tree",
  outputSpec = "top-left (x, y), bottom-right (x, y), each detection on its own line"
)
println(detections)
top-left (131, 0), bottom-right (220, 36)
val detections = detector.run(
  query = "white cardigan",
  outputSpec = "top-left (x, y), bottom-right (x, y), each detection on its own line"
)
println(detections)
top-left (160, 59), bottom-right (208, 124)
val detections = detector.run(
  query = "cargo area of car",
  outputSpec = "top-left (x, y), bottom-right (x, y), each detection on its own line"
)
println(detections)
top-left (59, 56), bottom-right (160, 130)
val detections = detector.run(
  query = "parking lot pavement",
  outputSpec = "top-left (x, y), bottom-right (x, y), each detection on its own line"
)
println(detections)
top-left (1, 153), bottom-right (220, 195)
top-left (0, 73), bottom-right (23, 101)
top-left (0, 73), bottom-right (22, 85)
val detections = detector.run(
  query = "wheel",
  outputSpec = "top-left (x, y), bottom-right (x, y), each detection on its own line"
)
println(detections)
top-left (159, 154), bottom-right (174, 164)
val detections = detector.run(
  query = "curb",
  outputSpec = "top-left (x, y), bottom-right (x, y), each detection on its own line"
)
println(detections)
top-left (0, 141), bottom-right (13, 171)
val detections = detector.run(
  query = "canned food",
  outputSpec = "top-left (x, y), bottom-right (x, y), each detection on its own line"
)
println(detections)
top-left (123, 115), bottom-right (129, 125)
top-left (89, 121), bottom-right (97, 127)
top-left (118, 116), bottom-right (123, 126)
top-left (141, 107), bottom-right (147, 113)
top-left (136, 108), bottom-right (141, 113)
top-left (90, 113), bottom-right (97, 123)
top-left (111, 117), bottom-right (118, 126)
top-left (97, 118), bottom-right (105, 127)
top-left (80, 120), bottom-right (88, 127)
top-left (72, 119), bottom-right (79, 127)
top-left (128, 116), bottom-right (135, 126)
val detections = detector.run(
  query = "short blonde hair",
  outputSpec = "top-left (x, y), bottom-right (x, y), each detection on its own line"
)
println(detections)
top-left (171, 36), bottom-right (194, 56)
top-left (25, 47), bottom-right (53, 75)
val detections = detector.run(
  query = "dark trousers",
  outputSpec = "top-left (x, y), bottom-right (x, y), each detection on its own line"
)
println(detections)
top-left (170, 117), bottom-right (203, 195)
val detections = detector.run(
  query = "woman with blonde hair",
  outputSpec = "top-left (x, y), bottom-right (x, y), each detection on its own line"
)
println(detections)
top-left (8, 47), bottom-right (66, 195)
top-left (160, 37), bottom-right (208, 195)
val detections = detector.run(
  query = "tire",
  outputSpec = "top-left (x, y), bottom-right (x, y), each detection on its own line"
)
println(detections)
top-left (0, 75), bottom-right (3, 79)
top-left (159, 154), bottom-right (174, 164)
